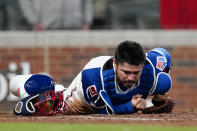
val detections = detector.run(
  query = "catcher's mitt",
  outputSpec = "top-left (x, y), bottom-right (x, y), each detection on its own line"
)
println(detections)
top-left (142, 95), bottom-right (175, 114)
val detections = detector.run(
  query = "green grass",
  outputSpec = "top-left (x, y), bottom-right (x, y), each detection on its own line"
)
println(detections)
top-left (0, 123), bottom-right (197, 131)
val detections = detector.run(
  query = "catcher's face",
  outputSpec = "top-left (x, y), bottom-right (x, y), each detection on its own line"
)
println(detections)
top-left (114, 61), bottom-right (143, 88)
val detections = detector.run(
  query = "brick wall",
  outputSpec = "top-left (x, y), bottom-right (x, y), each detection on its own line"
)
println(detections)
top-left (0, 45), bottom-right (197, 111)
top-left (169, 46), bottom-right (197, 108)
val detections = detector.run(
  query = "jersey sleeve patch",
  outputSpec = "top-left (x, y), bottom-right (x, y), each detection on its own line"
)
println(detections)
top-left (87, 85), bottom-right (98, 97)
top-left (156, 56), bottom-right (167, 71)
top-left (86, 85), bottom-right (105, 108)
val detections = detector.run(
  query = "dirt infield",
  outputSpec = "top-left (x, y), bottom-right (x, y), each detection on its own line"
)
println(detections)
top-left (0, 108), bottom-right (197, 126)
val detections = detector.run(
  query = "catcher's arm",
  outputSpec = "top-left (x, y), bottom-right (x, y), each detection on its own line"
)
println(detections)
top-left (142, 95), bottom-right (175, 114)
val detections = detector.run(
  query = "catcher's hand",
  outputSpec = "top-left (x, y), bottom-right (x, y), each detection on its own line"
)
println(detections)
top-left (142, 95), bottom-right (175, 114)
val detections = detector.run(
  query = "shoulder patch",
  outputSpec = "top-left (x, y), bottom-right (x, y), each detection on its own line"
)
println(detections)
top-left (156, 56), bottom-right (167, 71)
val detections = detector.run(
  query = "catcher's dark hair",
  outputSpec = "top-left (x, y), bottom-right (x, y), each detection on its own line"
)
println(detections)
top-left (115, 40), bottom-right (146, 65)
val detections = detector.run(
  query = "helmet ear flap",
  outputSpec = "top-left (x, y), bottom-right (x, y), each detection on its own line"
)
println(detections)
top-left (13, 95), bottom-right (38, 116)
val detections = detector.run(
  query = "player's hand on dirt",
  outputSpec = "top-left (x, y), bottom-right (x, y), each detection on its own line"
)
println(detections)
top-left (131, 94), bottom-right (146, 110)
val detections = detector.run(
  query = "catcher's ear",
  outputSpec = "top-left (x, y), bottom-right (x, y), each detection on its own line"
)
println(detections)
top-left (152, 72), bottom-right (172, 95)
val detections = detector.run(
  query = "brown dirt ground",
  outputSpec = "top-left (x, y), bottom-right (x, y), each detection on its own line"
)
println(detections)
top-left (0, 108), bottom-right (197, 126)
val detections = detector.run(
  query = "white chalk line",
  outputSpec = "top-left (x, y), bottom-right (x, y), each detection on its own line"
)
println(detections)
top-left (67, 115), bottom-right (197, 121)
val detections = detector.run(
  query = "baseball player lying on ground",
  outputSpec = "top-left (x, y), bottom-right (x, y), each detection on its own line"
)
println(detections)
top-left (10, 40), bottom-right (175, 116)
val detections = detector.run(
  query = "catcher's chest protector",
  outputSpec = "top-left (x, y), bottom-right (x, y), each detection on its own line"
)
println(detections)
top-left (81, 58), bottom-right (155, 107)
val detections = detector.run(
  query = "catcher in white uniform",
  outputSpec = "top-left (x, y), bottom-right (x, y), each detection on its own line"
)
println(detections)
top-left (10, 40), bottom-right (175, 116)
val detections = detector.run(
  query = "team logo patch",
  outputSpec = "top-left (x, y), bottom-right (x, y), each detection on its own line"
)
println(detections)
top-left (86, 85), bottom-right (105, 108)
top-left (156, 56), bottom-right (167, 71)
top-left (87, 85), bottom-right (98, 97)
